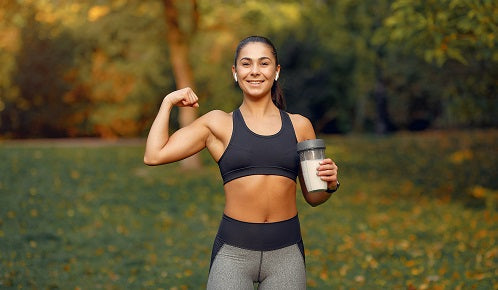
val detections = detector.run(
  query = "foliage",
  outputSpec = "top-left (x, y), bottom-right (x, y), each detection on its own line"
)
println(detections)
top-left (374, 0), bottom-right (498, 128)
top-left (0, 0), bottom-right (496, 137)
top-left (0, 0), bottom-right (172, 137)
top-left (71, 1), bottom-right (172, 137)
top-left (377, 0), bottom-right (497, 66)
top-left (0, 130), bottom-right (497, 288)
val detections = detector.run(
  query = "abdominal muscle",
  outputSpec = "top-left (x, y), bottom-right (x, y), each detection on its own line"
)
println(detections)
top-left (223, 175), bottom-right (298, 223)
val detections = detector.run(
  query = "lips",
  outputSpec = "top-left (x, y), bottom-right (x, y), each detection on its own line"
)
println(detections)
top-left (247, 80), bottom-right (264, 85)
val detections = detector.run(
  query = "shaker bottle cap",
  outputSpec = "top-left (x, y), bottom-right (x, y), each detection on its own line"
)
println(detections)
top-left (297, 139), bottom-right (325, 152)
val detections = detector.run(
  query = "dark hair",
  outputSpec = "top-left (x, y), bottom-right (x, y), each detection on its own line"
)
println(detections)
top-left (234, 36), bottom-right (286, 109)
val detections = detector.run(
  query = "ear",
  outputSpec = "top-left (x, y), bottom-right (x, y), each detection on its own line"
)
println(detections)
top-left (275, 65), bottom-right (281, 81)
top-left (232, 66), bottom-right (237, 82)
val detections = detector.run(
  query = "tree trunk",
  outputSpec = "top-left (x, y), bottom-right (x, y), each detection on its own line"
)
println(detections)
top-left (162, 0), bottom-right (201, 169)
top-left (373, 70), bottom-right (394, 134)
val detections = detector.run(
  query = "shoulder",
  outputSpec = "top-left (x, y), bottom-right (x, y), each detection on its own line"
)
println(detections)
top-left (201, 109), bottom-right (231, 122)
top-left (287, 112), bottom-right (313, 131)
top-left (197, 109), bottom-right (232, 130)
top-left (287, 112), bottom-right (316, 141)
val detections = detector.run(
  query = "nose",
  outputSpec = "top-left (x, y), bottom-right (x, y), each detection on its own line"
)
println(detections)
top-left (250, 64), bottom-right (260, 75)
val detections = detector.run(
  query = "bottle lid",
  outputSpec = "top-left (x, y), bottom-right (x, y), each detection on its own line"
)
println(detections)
top-left (297, 139), bottom-right (325, 152)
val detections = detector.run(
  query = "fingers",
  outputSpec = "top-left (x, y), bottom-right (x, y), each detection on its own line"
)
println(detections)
top-left (318, 158), bottom-right (336, 171)
top-left (165, 87), bottom-right (199, 108)
top-left (181, 88), bottom-right (199, 107)
top-left (317, 158), bottom-right (338, 182)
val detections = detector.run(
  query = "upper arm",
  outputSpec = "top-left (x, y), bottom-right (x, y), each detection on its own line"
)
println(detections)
top-left (289, 113), bottom-right (316, 142)
top-left (166, 117), bottom-right (211, 161)
top-left (149, 113), bottom-right (213, 165)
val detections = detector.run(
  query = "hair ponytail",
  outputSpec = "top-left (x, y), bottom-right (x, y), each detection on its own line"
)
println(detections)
top-left (234, 36), bottom-right (286, 110)
top-left (272, 81), bottom-right (285, 110)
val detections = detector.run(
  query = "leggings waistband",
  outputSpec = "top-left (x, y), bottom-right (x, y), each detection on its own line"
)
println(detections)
top-left (216, 214), bottom-right (302, 251)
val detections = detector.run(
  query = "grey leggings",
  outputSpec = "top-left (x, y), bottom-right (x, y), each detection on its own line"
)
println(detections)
top-left (207, 214), bottom-right (306, 289)
top-left (207, 243), bottom-right (306, 289)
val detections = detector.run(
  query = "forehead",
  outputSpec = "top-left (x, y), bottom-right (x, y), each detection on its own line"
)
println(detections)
top-left (237, 42), bottom-right (275, 61)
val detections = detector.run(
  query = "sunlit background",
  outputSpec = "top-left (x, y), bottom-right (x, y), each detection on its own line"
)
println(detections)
top-left (1, 0), bottom-right (496, 138)
top-left (0, 0), bottom-right (496, 289)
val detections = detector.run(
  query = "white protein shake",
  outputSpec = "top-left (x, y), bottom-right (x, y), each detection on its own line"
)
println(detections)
top-left (300, 159), bottom-right (327, 192)
top-left (297, 139), bottom-right (328, 193)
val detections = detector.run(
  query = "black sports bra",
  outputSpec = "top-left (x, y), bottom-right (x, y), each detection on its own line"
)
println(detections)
top-left (217, 108), bottom-right (299, 184)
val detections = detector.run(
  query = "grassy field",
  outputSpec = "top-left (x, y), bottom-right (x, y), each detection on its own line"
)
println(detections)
top-left (0, 131), bottom-right (497, 289)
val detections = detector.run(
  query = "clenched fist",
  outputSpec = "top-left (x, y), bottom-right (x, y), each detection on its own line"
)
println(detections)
top-left (164, 87), bottom-right (199, 108)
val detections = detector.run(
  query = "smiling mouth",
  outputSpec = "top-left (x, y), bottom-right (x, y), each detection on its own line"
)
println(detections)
top-left (247, 80), bottom-right (264, 85)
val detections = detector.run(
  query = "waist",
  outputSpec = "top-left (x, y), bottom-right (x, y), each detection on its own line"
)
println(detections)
top-left (216, 214), bottom-right (302, 251)
top-left (223, 176), bottom-right (298, 222)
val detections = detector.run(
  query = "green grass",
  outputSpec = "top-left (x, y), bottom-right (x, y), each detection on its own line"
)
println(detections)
top-left (1, 131), bottom-right (497, 289)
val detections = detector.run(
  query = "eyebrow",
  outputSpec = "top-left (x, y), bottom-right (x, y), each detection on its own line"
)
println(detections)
top-left (239, 56), bottom-right (272, 62)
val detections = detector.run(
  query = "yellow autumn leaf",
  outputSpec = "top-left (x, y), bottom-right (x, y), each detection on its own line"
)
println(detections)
top-left (88, 5), bottom-right (110, 22)
top-left (319, 269), bottom-right (329, 281)
top-left (70, 170), bottom-right (80, 179)
top-left (116, 224), bottom-right (129, 235)
top-left (411, 267), bottom-right (423, 275)
top-left (470, 186), bottom-right (487, 198)
top-left (339, 265), bottom-right (349, 276)
top-left (95, 248), bottom-right (104, 256)
top-left (465, 270), bottom-right (487, 280)
top-left (307, 279), bottom-right (317, 287)
top-left (35, 10), bottom-right (57, 24)
top-left (30, 209), bottom-right (38, 217)
top-left (449, 149), bottom-right (473, 164)
top-left (148, 253), bottom-right (157, 266)
top-left (310, 248), bottom-right (323, 257)
top-left (183, 269), bottom-right (193, 277)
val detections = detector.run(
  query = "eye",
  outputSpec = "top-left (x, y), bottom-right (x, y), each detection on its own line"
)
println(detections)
top-left (241, 62), bottom-right (250, 67)
top-left (261, 61), bottom-right (270, 66)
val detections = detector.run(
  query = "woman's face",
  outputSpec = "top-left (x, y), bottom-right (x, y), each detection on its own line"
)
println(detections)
top-left (233, 42), bottom-right (280, 99)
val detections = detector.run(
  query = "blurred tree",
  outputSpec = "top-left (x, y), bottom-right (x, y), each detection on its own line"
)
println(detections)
top-left (162, 0), bottom-right (201, 169)
top-left (379, 0), bottom-right (497, 66)
top-left (0, 0), bottom-right (173, 137)
top-left (0, 1), bottom-right (23, 136)
top-left (71, 1), bottom-right (172, 137)
top-left (374, 0), bottom-right (497, 128)
top-left (0, 1), bottom-right (80, 137)
top-left (0, 0), bottom-right (496, 138)
top-left (269, 0), bottom-right (395, 133)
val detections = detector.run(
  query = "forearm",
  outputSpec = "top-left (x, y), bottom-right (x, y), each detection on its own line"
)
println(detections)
top-left (299, 158), bottom-right (339, 207)
top-left (300, 180), bottom-right (333, 207)
top-left (144, 98), bottom-right (174, 165)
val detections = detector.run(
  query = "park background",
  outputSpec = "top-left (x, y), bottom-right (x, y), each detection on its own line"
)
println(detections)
top-left (0, 0), bottom-right (496, 289)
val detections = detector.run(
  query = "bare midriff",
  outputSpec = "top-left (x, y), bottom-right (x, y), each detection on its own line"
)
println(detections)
top-left (223, 175), bottom-right (298, 223)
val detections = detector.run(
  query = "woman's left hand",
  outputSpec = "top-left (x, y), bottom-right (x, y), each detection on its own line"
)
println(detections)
top-left (317, 158), bottom-right (339, 189)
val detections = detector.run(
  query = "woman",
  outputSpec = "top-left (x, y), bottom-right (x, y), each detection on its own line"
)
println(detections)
top-left (144, 36), bottom-right (339, 289)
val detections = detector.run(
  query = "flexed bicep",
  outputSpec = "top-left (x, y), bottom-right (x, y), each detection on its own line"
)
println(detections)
top-left (144, 88), bottom-right (205, 166)
top-left (157, 121), bottom-right (210, 163)
top-left (145, 116), bottom-right (210, 165)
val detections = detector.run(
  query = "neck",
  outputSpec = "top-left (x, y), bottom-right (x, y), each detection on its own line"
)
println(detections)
top-left (240, 97), bottom-right (278, 117)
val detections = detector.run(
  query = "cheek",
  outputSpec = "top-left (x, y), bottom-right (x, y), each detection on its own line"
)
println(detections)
top-left (264, 69), bottom-right (278, 78)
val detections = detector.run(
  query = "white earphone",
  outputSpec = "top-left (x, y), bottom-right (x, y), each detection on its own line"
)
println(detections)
top-left (233, 72), bottom-right (278, 82)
